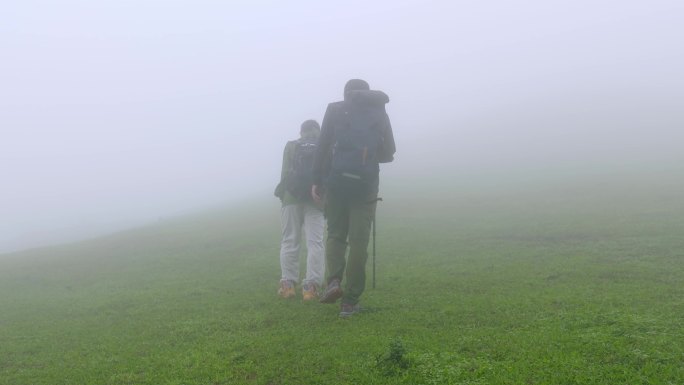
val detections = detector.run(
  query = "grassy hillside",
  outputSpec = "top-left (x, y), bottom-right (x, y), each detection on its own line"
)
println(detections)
top-left (1, 170), bottom-right (683, 385)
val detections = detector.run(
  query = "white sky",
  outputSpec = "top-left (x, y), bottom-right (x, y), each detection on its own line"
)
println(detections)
top-left (1, 0), bottom-right (683, 252)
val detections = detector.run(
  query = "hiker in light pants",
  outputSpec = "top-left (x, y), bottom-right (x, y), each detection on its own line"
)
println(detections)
top-left (274, 120), bottom-right (326, 300)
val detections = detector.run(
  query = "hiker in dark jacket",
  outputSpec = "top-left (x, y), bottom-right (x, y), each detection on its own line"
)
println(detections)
top-left (274, 120), bottom-right (325, 300)
top-left (312, 79), bottom-right (395, 317)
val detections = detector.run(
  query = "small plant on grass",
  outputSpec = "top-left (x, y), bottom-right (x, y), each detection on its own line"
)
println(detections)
top-left (376, 338), bottom-right (410, 376)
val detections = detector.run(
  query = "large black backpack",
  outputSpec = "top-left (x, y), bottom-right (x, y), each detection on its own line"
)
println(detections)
top-left (285, 138), bottom-right (317, 201)
top-left (327, 92), bottom-right (387, 200)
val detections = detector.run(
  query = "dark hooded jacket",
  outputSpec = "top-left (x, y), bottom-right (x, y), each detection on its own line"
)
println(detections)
top-left (275, 120), bottom-right (321, 206)
top-left (313, 89), bottom-right (396, 188)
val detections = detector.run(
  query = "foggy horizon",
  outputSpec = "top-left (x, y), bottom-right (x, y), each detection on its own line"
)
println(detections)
top-left (2, 0), bottom-right (683, 254)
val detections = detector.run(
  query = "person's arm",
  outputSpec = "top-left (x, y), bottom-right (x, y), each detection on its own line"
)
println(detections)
top-left (281, 142), bottom-right (293, 182)
top-left (378, 110), bottom-right (396, 163)
top-left (312, 103), bottom-right (336, 202)
top-left (275, 141), bottom-right (294, 199)
top-left (313, 104), bottom-right (336, 186)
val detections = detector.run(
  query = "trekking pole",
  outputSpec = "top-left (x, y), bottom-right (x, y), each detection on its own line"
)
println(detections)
top-left (372, 197), bottom-right (383, 289)
top-left (372, 212), bottom-right (376, 289)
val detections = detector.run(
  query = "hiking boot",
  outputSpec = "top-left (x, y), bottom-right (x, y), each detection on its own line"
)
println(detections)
top-left (302, 283), bottom-right (318, 301)
top-left (339, 302), bottom-right (361, 318)
top-left (277, 280), bottom-right (295, 299)
top-left (319, 279), bottom-right (343, 304)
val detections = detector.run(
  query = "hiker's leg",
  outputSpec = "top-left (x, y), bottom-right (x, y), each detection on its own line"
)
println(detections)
top-left (303, 203), bottom-right (325, 287)
top-left (342, 193), bottom-right (377, 305)
top-left (325, 190), bottom-right (350, 283)
top-left (279, 204), bottom-right (303, 283)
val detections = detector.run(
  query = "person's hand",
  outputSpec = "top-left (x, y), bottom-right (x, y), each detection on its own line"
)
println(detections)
top-left (311, 184), bottom-right (323, 204)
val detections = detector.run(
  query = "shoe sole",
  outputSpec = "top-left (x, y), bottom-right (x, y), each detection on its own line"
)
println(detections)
top-left (319, 288), bottom-right (343, 304)
top-left (339, 307), bottom-right (360, 318)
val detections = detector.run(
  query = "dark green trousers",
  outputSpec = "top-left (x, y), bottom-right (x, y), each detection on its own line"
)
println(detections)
top-left (325, 189), bottom-right (377, 305)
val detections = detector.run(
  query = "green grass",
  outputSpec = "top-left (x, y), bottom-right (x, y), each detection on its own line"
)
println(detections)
top-left (1, 171), bottom-right (683, 384)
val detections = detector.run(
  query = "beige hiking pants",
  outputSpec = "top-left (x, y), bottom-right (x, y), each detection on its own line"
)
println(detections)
top-left (279, 203), bottom-right (325, 287)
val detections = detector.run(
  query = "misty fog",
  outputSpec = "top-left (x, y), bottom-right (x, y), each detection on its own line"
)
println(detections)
top-left (2, 0), bottom-right (682, 254)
